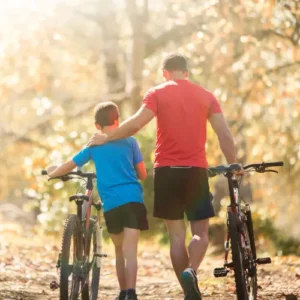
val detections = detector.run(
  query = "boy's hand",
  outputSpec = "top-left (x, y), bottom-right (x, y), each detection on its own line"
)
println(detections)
top-left (87, 133), bottom-right (108, 147)
top-left (46, 165), bottom-right (57, 176)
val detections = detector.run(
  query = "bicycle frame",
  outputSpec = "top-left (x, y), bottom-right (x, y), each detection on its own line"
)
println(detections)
top-left (224, 173), bottom-right (248, 265)
top-left (77, 176), bottom-right (102, 263)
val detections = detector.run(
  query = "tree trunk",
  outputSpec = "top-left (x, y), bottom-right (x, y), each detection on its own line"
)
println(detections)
top-left (126, 0), bottom-right (148, 112)
top-left (100, 0), bottom-right (124, 93)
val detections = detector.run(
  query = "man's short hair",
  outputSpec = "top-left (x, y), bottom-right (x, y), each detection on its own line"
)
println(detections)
top-left (94, 101), bottom-right (120, 127)
top-left (162, 53), bottom-right (188, 71)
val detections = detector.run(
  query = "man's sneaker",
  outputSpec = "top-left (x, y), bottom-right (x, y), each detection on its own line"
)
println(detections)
top-left (181, 268), bottom-right (202, 300)
top-left (125, 289), bottom-right (138, 300)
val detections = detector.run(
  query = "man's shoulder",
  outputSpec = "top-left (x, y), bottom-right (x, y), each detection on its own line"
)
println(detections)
top-left (148, 81), bottom-right (213, 93)
top-left (190, 82), bottom-right (213, 95)
top-left (145, 82), bottom-right (173, 94)
top-left (154, 81), bottom-right (177, 91)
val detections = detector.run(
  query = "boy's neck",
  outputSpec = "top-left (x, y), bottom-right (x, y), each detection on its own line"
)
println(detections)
top-left (101, 124), bottom-right (119, 134)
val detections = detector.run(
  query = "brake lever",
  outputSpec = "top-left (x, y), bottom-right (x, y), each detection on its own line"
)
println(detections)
top-left (48, 175), bottom-right (72, 182)
top-left (265, 169), bottom-right (278, 174)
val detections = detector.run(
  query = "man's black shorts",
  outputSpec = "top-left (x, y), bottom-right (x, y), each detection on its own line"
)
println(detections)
top-left (153, 166), bottom-right (215, 221)
top-left (104, 202), bottom-right (149, 234)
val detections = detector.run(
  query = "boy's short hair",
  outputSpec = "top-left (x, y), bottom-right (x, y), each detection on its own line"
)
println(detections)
top-left (162, 53), bottom-right (188, 71)
top-left (94, 101), bottom-right (120, 127)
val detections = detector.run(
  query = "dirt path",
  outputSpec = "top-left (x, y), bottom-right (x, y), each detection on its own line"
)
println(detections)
top-left (0, 223), bottom-right (299, 300)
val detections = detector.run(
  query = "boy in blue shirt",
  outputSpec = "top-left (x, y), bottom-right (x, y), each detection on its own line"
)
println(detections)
top-left (46, 101), bottom-right (148, 300)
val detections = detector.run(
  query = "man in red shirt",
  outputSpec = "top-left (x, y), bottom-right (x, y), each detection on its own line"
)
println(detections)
top-left (88, 54), bottom-right (237, 300)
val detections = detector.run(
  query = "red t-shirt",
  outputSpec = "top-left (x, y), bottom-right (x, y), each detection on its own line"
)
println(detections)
top-left (142, 79), bottom-right (222, 168)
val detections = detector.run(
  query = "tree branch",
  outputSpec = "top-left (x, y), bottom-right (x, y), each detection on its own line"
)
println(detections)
top-left (233, 61), bottom-right (300, 132)
top-left (255, 29), bottom-right (295, 45)
top-left (1, 92), bottom-right (128, 152)
top-left (144, 8), bottom-right (215, 57)
top-left (2, 132), bottom-right (52, 151)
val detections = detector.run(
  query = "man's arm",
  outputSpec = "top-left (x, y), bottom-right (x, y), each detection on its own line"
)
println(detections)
top-left (209, 113), bottom-right (237, 164)
top-left (88, 105), bottom-right (155, 147)
top-left (47, 160), bottom-right (77, 178)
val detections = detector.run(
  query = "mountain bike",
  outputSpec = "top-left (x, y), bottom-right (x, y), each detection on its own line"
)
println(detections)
top-left (41, 169), bottom-right (106, 300)
top-left (208, 161), bottom-right (283, 300)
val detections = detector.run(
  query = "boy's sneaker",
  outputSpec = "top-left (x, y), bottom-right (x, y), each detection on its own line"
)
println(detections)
top-left (125, 289), bottom-right (138, 300)
top-left (115, 290), bottom-right (126, 300)
top-left (181, 268), bottom-right (202, 300)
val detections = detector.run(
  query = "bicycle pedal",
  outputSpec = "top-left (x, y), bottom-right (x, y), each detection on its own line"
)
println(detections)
top-left (50, 280), bottom-right (60, 290)
top-left (213, 267), bottom-right (229, 277)
top-left (256, 257), bottom-right (271, 265)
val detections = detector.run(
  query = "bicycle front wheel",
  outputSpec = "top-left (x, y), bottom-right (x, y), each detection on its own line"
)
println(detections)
top-left (81, 216), bottom-right (102, 300)
top-left (60, 214), bottom-right (82, 300)
top-left (246, 209), bottom-right (257, 260)
top-left (228, 211), bottom-right (248, 300)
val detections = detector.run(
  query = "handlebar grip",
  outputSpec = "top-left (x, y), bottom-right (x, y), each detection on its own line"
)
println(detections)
top-left (264, 161), bottom-right (284, 167)
top-left (41, 170), bottom-right (48, 175)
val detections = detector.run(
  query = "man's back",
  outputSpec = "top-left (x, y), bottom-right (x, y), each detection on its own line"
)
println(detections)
top-left (143, 79), bottom-right (222, 168)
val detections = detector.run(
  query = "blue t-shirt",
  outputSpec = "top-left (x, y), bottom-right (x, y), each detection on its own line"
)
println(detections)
top-left (73, 137), bottom-right (144, 212)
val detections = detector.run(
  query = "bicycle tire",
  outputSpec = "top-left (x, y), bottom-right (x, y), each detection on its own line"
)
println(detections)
top-left (246, 210), bottom-right (257, 260)
top-left (228, 211), bottom-right (248, 300)
top-left (81, 216), bottom-right (101, 300)
top-left (60, 214), bottom-right (82, 300)
top-left (243, 215), bottom-right (257, 300)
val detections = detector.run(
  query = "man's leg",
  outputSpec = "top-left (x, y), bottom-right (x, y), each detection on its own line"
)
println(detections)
top-left (122, 227), bottom-right (140, 289)
top-left (188, 219), bottom-right (209, 271)
top-left (110, 231), bottom-right (126, 291)
top-left (165, 219), bottom-right (189, 287)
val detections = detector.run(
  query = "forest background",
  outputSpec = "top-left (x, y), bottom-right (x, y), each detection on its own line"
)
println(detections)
top-left (0, 0), bottom-right (299, 256)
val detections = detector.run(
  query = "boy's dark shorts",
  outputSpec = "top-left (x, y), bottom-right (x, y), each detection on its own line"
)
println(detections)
top-left (153, 166), bottom-right (215, 221)
top-left (104, 202), bottom-right (149, 234)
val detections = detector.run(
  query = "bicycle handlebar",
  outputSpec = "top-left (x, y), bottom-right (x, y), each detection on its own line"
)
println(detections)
top-left (41, 170), bottom-right (96, 179)
top-left (244, 161), bottom-right (284, 170)
top-left (208, 161), bottom-right (284, 178)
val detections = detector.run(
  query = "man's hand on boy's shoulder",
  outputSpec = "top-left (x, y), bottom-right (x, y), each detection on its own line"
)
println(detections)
top-left (87, 132), bottom-right (108, 147)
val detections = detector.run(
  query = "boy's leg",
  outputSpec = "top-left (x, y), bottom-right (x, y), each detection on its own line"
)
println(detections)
top-left (188, 219), bottom-right (209, 271)
top-left (110, 231), bottom-right (126, 291)
top-left (164, 219), bottom-right (189, 288)
top-left (122, 227), bottom-right (140, 289)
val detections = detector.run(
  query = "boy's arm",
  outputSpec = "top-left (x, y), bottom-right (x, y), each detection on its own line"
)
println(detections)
top-left (135, 161), bottom-right (147, 180)
top-left (47, 147), bottom-right (92, 178)
top-left (132, 138), bottom-right (147, 181)
top-left (47, 160), bottom-right (77, 178)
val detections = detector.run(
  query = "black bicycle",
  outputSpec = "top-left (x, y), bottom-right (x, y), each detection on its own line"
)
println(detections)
top-left (209, 161), bottom-right (283, 300)
top-left (41, 169), bottom-right (106, 300)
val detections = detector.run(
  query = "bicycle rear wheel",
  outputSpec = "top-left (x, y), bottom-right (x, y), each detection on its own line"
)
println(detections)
top-left (60, 214), bottom-right (82, 300)
top-left (81, 216), bottom-right (102, 300)
top-left (228, 211), bottom-right (248, 300)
